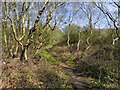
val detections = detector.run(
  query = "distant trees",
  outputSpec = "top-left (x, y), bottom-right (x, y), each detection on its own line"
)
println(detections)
top-left (62, 2), bottom-right (119, 51)
top-left (64, 25), bottom-right (79, 45)
top-left (63, 2), bottom-right (101, 57)
top-left (94, 2), bottom-right (120, 45)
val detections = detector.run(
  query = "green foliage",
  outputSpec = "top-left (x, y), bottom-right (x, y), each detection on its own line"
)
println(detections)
top-left (38, 69), bottom-right (70, 88)
top-left (66, 84), bottom-right (73, 88)
top-left (52, 52), bottom-right (58, 57)
top-left (46, 44), bottom-right (54, 49)
top-left (48, 30), bottom-right (64, 45)
top-left (40, 51), bottom-right (60, 66)
top-left (88, 78), bottom-right (106, 89)
top-left (67, 56), bottom-right (74, 62)
top-left (63, 24), bottom-right (80, 44)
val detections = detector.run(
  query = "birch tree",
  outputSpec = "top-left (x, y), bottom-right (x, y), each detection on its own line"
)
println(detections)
top-left (2, 1), bottom-right (64, 61)
top-left (79, 3), bottom-right (101, 57)
top-left (94, 2), bottom-right (120, 45)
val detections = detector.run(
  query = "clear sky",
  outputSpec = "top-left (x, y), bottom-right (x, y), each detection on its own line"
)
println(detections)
top-left (56, 2), bottom-right (119, 30)
top-left (7, 2), bottom-right (118, 31)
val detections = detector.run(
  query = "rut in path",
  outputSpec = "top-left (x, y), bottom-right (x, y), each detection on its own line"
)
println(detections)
top-left (48, 48), bottom-right (88, 89)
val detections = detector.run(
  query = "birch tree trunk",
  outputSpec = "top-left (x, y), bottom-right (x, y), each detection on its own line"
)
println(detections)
top-left (3, 1), bottom-right (60, 61)
top-left (14, 42), bottom-right (19, 57)
top-left (67, 31), bottom-right (70, 47)
top-left (77, 30), bottom-right (81, 50)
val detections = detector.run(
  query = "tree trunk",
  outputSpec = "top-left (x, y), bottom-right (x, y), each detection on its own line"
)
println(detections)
top-left (3, 19), bottom-right (8, 52)
top-left (14, 42), bottom-right (18, 57)
top-left (4, 30), bottom-right (7, 48)
top-left (24, 48), bottom-right (28, 60)
top-left (20, 47), bottom-right (28, 61)
top-left (20, 48), bottom-right (25, 61)
top-left (77, 40), bottom-right (80, 50)
top-left (80, 30), bottom-right (92, 58)
top-left (67, 31), bottom-right (70, 47)
top-left (10, 45), bottom-right (14, 57)
top-left (77, 31), bottom-right (80, 50)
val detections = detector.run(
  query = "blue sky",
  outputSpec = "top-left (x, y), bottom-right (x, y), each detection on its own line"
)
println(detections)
top-left (28, 2), bottom-right (119, 31)
top-left (57, 2), bottom-right (119, 30)
top-left (4, 2), bottom-right (119, 30)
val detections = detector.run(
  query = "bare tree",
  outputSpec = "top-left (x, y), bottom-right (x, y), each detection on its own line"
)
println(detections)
top-left (79, 3), bottom-right (101, 57)
top-left (94, 2), bottom-right (120, 45)
top-left (2, 1), bottom-right (64, 61)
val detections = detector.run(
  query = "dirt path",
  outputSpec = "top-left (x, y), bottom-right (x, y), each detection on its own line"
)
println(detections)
top-left (48, 48), bottom-right (88, 89)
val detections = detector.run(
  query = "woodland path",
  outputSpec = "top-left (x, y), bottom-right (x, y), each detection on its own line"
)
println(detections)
top-left (48, 47), bottom-right (88, 89)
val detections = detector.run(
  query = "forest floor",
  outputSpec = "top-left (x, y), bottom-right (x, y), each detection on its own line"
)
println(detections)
top-left (48, 47), bottom-right (89, 89)
top-left (47, 44), bottom-right (119, 89)
top-left (2, 45), bottom-right (90, 89)
top-left (2, 44), bottom-right (118, 89)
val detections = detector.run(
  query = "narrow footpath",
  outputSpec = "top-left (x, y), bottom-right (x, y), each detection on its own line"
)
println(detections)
top-left (48, 47), bottom-right (88, 89)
